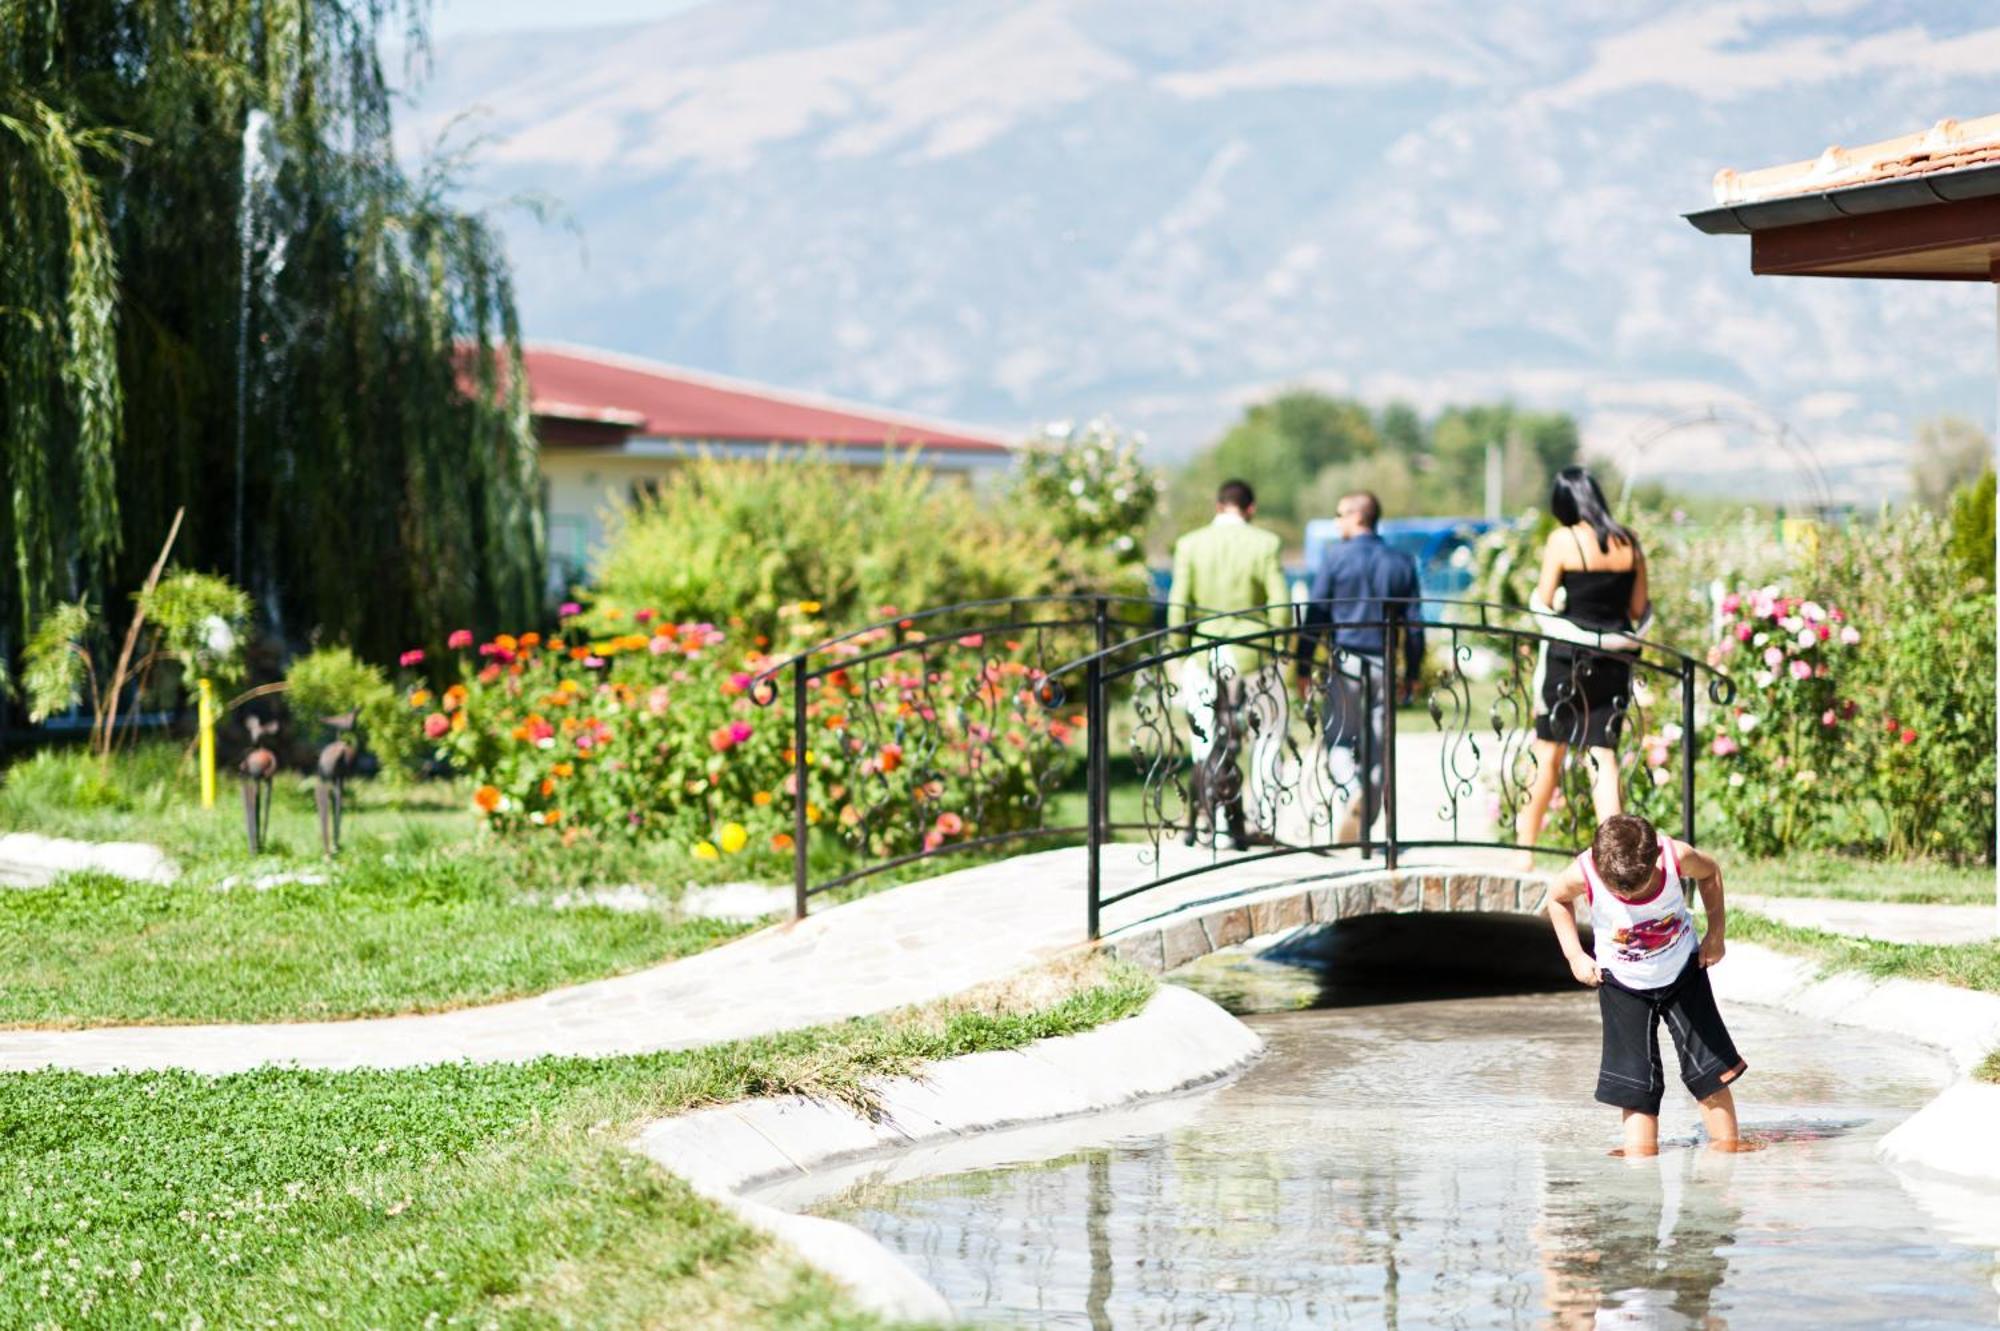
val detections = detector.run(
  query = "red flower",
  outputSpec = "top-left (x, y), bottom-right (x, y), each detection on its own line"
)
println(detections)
top-left (1900, 728), bottom-right (1918, 745)
top-left (423, 712), bottom-right (450, 739)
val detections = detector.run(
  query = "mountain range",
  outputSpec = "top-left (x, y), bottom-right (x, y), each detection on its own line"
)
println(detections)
top-left (399, 0), bottom-right (2000, 503)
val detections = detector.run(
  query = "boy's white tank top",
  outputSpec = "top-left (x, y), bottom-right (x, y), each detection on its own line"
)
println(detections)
top-left (1579, 838), bottom-right (1696, 989)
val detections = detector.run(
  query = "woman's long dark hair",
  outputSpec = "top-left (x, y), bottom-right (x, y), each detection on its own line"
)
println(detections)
top-left (1550, 466), bottom-right (1635, 552)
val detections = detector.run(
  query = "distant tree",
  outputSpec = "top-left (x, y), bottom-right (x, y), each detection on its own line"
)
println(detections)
top-left (1169, 389), bottom-right (1380, 531)
top-left (1911, 415), bottom-right (1991, 512)
top-left (1947, 467), bottom-right (1996, 588)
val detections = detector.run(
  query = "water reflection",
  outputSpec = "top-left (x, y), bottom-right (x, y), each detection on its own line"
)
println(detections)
top-left (812, 994), bottom-right (1996, 1329)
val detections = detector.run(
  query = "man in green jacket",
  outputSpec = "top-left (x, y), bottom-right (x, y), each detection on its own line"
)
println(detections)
top-left (1167, 479), bottom-right (1294, 849)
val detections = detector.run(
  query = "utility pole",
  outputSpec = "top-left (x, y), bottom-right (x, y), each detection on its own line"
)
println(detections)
top-left (1484, 437), bottom-right (1505, 521)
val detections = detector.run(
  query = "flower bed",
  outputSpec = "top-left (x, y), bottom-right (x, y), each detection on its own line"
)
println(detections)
top-left (409, 604), bottom-right (1083, 876)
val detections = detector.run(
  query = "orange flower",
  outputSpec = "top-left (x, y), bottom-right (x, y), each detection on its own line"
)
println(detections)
top-left (546, 808), bottom-right (563, 824)
top-left (442, 683), bottom-right (468, 711)
top-left (752, 790), bottom-right (773, 806)
top-left (408, 688), bottom-right (433, 709)
top-left (771, 832), bottom-right (794, 851)
top-left (552, 762), bottom-right (574, 778)
top-left (519, 632), bottom-right (542, 648)
top-left (495, 633), bottom-right (519, 653)
top-left (473, 785), bottom-right (502, 812)
top-left (540, 778), bottom-right (556, 797)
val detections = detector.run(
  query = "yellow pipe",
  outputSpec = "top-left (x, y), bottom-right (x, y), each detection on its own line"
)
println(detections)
top-left (198, 677), bottom-right (216, 809)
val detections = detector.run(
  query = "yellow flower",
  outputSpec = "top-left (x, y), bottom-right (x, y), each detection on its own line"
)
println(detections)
top-left (805, 802), bottom-right (822, 825)
top-left (408, 689), bottom-right (433, 709)
top-left (798, 600), bottom-right (822, 614)
top-left (691, 841), bottom-right (720, 861)
top-left (718, 822), bottom-right (749, 854)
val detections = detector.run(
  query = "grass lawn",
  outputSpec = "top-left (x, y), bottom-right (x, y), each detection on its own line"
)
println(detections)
top-left (0, 861), bottom-right (749, 1028)
top-left (0, 745), bottom-right (776, 1026)
top-left (1728, 851), bottom-right (1994, 905)
top-left (0, 954), bottom-right (1149, 1330)
top-left (1728, 911), bottom-right (2000, 994)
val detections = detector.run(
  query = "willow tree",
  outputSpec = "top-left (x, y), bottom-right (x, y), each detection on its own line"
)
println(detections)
top-left (0, 0), bottom-right (542, 669)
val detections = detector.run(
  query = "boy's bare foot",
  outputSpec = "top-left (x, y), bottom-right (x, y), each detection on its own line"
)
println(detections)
top-left (1607, 1145), bottom-right (1660, 1158)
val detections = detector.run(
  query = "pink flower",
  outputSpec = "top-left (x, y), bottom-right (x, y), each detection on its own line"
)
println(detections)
top-left (1821, 709), bottom-right (1838, 728)
top-left (1734, 623), bottom-right (1754, 643)
top-left (1720, 592), bottom-right (1741, 615)
top-left (1816, 623), bottom-right (1831, 642)
top-left (923, 829), bottom-right (945, 852)
top-left (957, 634), bottom-right (984, 649)
top-left (1763, 646), bottom-right (1784, 669)
top-left (635, 608), bottom-right (656, 623)
top-left (1710, 734), bottom-right (1738, 757)
top-left (936, 811), bottom-right (965, 836)
top-left (1789, 659), bottom-right (1811, 681)
top-left (447, 629), bottom-right (474, 650)
top-left (583, 655), bottom-right (605, 669)
top-left (559, 601), bottom-right (582, 619)
top-left (647, 686), bottom-right (671, 717)
top-left (728, 720), bottom-right (754, 745)
top-left (648, 635), bottom-right (674, 655)
top-left (399, 649), bottom-right (426, 668)
top-left (1840, 626), bottom-right (1860, 646)
top-left (423, 712), bottom-right (450, 739)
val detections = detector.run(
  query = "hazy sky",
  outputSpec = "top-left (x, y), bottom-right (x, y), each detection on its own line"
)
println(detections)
top-left (429, 0), bottom-right (706, 39)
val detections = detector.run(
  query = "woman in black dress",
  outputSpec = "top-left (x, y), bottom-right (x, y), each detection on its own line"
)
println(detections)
top-left (1516, 467), bottom-right (1651, 861)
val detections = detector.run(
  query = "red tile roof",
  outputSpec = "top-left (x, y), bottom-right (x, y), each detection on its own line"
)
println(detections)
top-left (1711, 113), bottom-right (2000, 205)
top-left (522, 343), bottom-right (1013, 453)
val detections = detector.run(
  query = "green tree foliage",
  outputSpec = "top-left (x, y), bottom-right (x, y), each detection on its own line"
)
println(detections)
top-left (1947, 466), bottom-right (1995, 586)
top-left (0, 0), bottom-right (541, 665)
top-left (1168, 391), bottom-right (1581, 544)
top-left (284, 645), bottom-right (414, 775)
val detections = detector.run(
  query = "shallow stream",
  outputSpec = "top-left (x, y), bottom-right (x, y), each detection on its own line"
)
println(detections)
top-left (804, 989), bottom-right (1997, 1328)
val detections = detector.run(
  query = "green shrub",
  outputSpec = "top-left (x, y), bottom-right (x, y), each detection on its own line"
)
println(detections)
top-left (0, 742), bottom-right (186, 817)
top-left (591, 450), bottom-right (1136, 638)
top-left (1947, 466), bottom-right (1995, 586)
top-left (285, 646), bottom-right (417, 775)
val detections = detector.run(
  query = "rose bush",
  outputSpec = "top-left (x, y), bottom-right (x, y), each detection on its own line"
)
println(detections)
top-left (410, 602), bottom-right (1083, 875)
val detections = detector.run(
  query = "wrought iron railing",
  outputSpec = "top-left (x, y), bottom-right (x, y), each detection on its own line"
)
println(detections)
top-left (752, 596), bottom-right (1734, 939)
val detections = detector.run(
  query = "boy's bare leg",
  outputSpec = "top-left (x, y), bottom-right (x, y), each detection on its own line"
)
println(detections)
top-left (1699, 1081), bottom-right (1742, 1147)
top-left (1619, 1110), bottom-right (1660, 1157)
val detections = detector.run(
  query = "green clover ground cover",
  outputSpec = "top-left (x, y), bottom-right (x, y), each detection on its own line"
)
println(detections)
top-left (0, 958), bottom-right (1152, 1329)
top-left (0, 858), bottom-right (747, 1027)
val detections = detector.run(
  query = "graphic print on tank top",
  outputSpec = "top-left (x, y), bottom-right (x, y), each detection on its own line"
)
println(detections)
top-left (1580, 838), bottom-right (1696, 987)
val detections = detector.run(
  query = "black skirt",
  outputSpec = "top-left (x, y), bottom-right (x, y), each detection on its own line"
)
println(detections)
top-left (1535, 643), bottom-right (1635, 748)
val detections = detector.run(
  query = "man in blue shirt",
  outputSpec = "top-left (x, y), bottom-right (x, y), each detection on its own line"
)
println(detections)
top-left (1296, 491), bottom-right (1424, 843)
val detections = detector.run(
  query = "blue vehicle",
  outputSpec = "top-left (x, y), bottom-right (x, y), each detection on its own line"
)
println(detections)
top-left (1301, 516), bottom-right (1504, 621)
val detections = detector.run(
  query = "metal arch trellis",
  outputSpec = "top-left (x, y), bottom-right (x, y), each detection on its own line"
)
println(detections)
top-left (1612, 406), bottom-right (1836, 513)
top-left (751, 596), bottom-right (1734, 940)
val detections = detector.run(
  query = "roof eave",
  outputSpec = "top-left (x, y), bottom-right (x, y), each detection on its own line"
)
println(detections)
top-left (1684, 159), bottom-right (2000, 236)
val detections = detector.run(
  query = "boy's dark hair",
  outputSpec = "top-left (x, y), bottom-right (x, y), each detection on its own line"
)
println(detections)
top-left (1217, 479), bottom-right (1255, 510)
top-left (1592, 814), bottom-right (1659, 894)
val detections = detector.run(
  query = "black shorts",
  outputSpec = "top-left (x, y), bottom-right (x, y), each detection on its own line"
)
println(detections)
top-left (1596, 953), bottom-right (1746, 1115)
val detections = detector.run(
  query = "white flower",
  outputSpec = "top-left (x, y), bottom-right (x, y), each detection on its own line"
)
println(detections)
top-left (1067, 478), bottom-right (1086, 496)
top-left (1801, 601), bottom-right (1826, 622)
top-left (1737, 713), bottom-right (1759, 733)
top-left (1753, 632), bottom-right (1769, 647)
top-left (1111, 487), bottom-right (1129, 503)
top-left (1753, 670), bottom-right (1774, 688)
top-left (1728, 772), bottom-right (1746, 788)
top-left (1796, 769), bottom-right (1818, 785)
top-left (1651, 766), bottom-right (1670, 787)
top-left (1779, 615), bottom-right (1803, 634)
top-left (200, 615), bottom-right (236, 659)
top-left (1796, 628), bottom-right (1817, 650)
top-left (1840, 625), bottom-right (1861, 646)
top-left (1662, 723), bottom-right (1684, 743)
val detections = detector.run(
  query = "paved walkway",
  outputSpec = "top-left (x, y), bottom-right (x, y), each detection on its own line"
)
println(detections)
top-left (1734, 894), bottom-right (1998, 947)
top-left (0, 841), bottom-right (1513, 1075)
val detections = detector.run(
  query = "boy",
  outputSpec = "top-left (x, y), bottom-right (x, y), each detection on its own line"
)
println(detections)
top-left (1546, 813), bottom-right (1747, 1156)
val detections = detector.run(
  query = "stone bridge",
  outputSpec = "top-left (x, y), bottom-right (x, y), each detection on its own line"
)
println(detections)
top-left (1098, 866), bottom-right (1554, 975)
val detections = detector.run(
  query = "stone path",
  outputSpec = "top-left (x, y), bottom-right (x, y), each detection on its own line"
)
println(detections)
top-left (0, 837), bottom-right (1515, 1076)
top-left (1734, 894), bottom-right (1997, 947)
